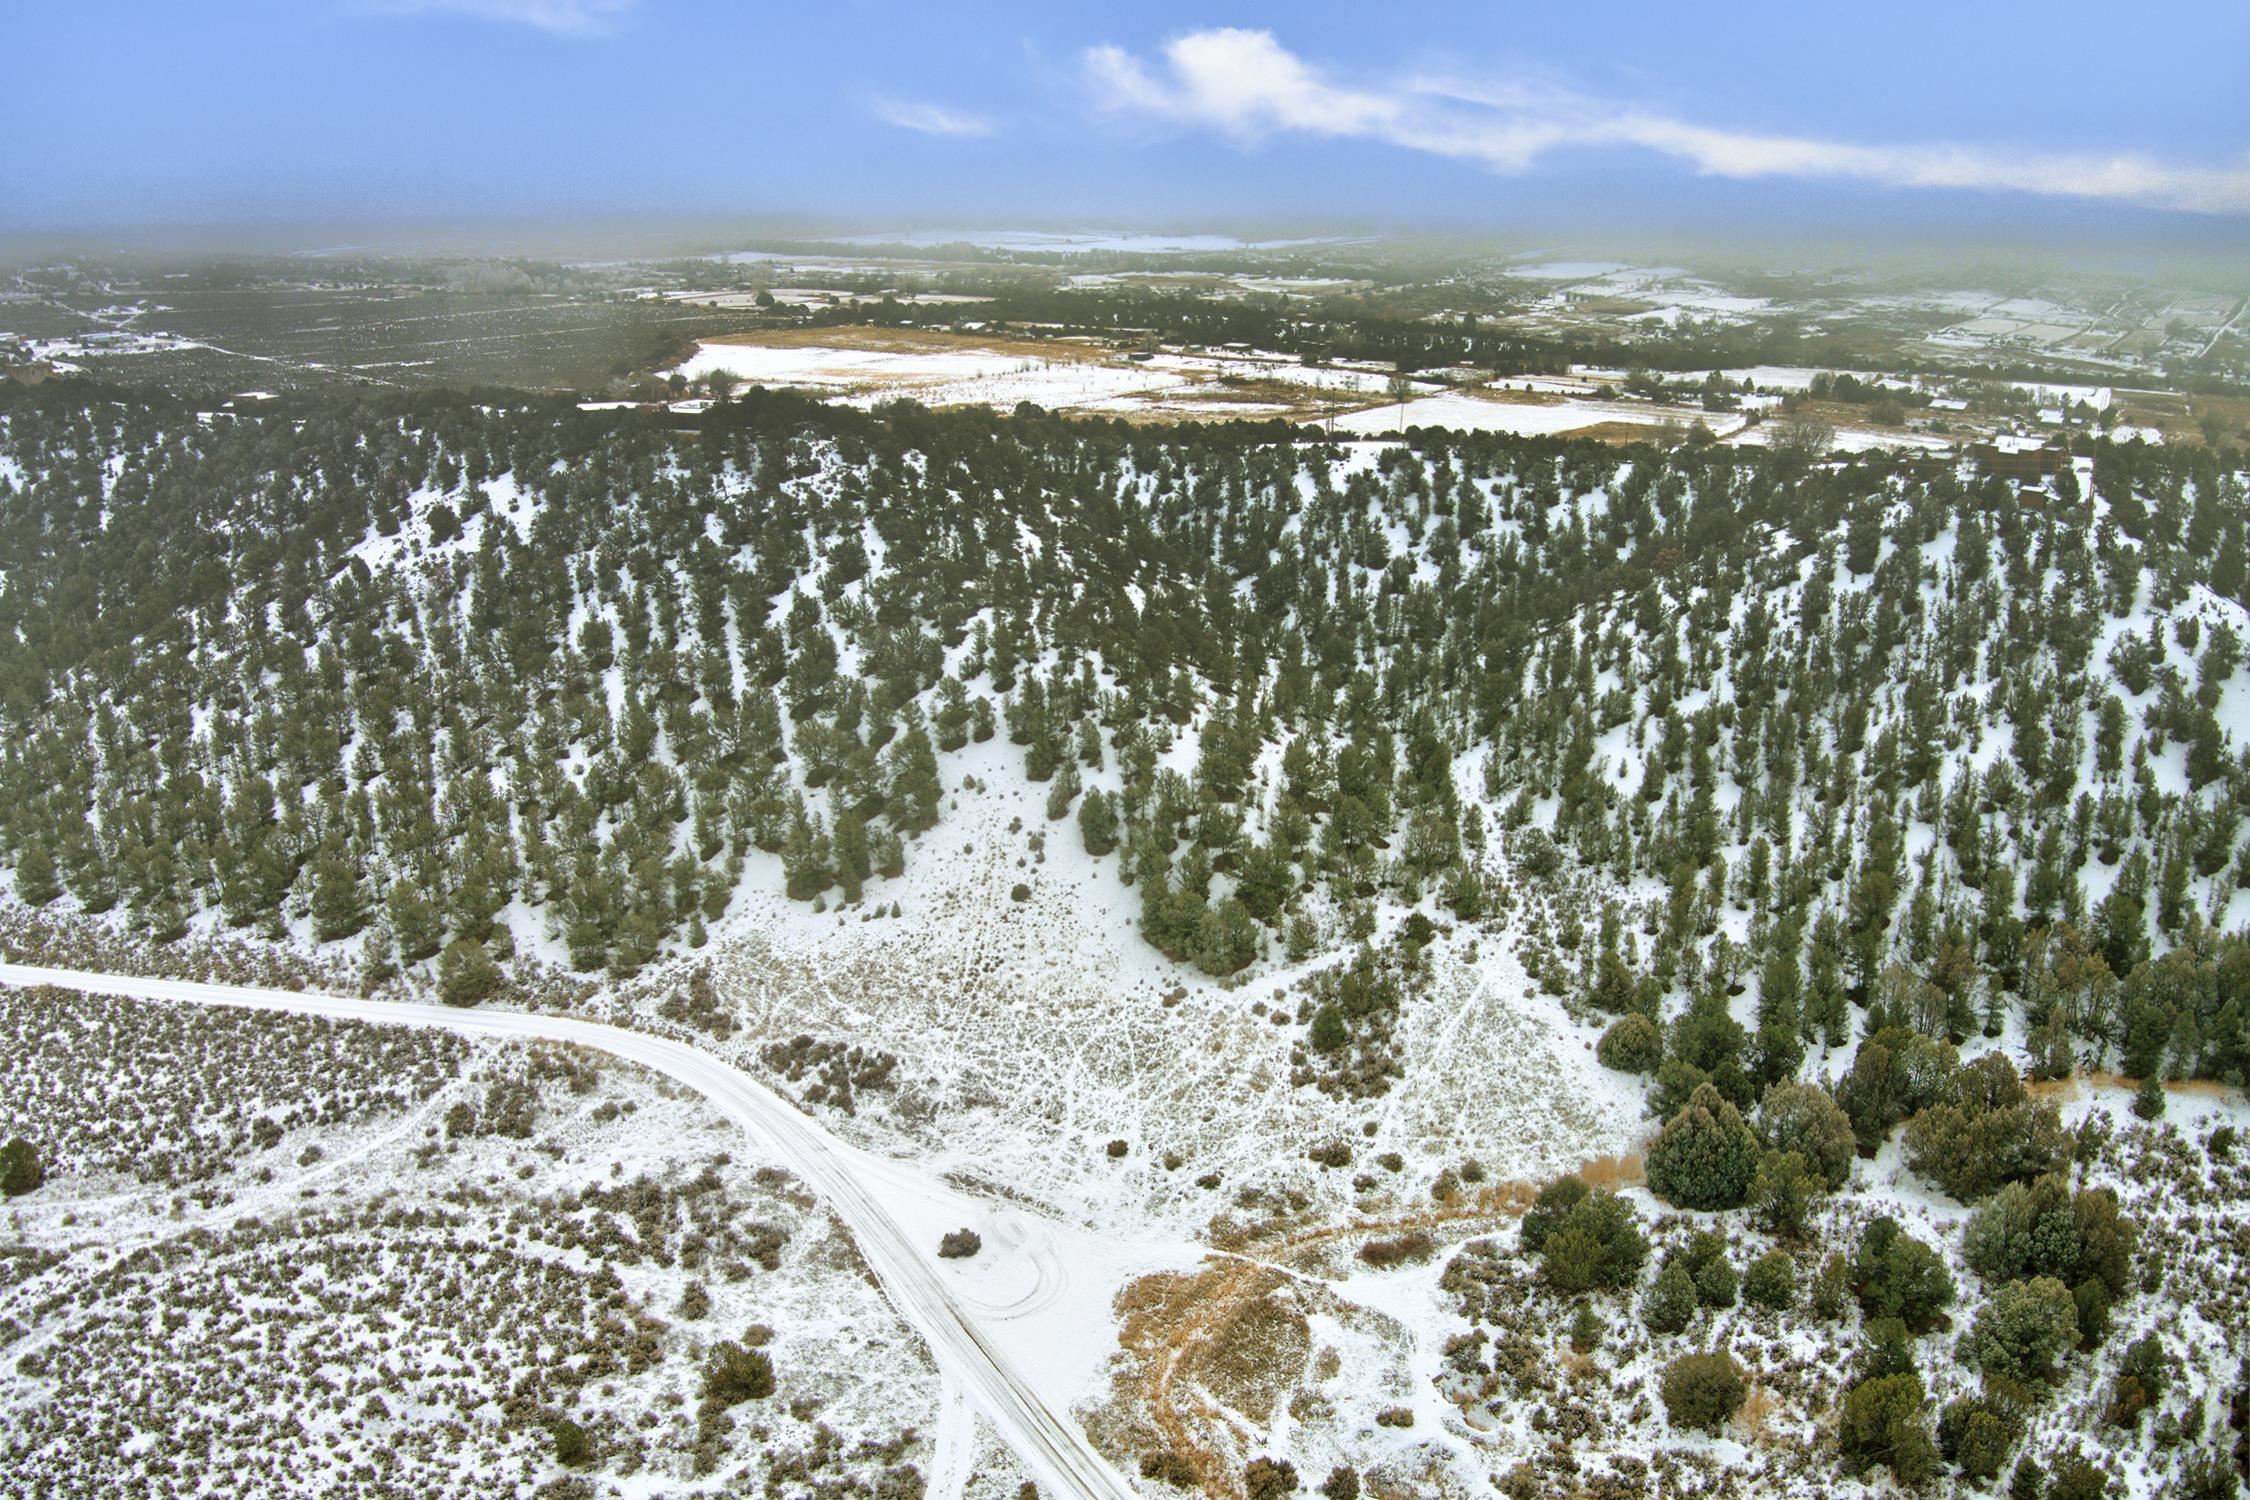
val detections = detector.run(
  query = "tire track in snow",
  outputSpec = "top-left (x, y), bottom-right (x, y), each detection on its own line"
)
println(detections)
top-left (0, 963), bottom-right (1140, 1500)
top-left (929, 1376), bottom-right (973, 1500)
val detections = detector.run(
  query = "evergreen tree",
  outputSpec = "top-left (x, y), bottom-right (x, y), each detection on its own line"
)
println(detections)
top-left (388, 880), bottom-right (446, 966)
top-left (832, 808), bottom-right (871, 904)
top-left (437, 937), bottom-right (502, 1007)
top-left (308, 839), bottom-right (369, 943)
top-left (12, 840), bottom-right (59, 907)
top-left (1645, 1082), bottom-right (1760, 1211)
top-left (0, 1137), bottom-right (41, 1196)
top-left (1078, 789), bottom-right (1120, 857)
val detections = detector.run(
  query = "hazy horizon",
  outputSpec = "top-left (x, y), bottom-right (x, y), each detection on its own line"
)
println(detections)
top-left (4, 2), bottom-right (2247, 257)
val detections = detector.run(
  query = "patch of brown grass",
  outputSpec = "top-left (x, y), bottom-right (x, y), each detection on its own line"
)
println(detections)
top-left (1576, 1153), bottom-right (1645, 1190)
top-left (1462, 386), bottom-right (1566, 408)
top-left (1567, 420), bottom-right (1688, 445)
top-left (1736, 1382), bottom-right (1778, 1445)
top-left (2077, 1070), bottom-right (2233, 1099)
top-left (1100, 1160), bottom-right (1648, 1493)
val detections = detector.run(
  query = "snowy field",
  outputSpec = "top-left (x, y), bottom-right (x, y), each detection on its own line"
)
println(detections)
top-left (1331, 391), bottom-right (1750, 440)
top-left (673, 336), bottom-right (1447, 423)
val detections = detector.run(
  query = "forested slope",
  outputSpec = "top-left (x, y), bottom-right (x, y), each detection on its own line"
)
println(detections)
top-left (6, 380), bottom-right (2250, 1495)
top-left (0, 381), bottom-right (2245, 1093)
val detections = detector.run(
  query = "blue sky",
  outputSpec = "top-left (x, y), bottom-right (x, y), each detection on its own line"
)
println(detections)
top-left (4, 1), bottom-right (2247, 240)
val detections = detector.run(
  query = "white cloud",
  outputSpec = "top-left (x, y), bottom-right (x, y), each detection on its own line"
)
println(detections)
top-left (1085, 28), bottom-right (2250, 216)
top-left (361, 0), bottom-right (635, 36)
top-left (870, 97), bottom-right (997, 139)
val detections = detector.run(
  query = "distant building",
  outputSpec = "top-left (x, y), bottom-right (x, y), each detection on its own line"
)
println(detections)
top-left (1968, 437), bottom-right (2064, 481)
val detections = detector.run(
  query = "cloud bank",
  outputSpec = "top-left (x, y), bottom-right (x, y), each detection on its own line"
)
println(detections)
top-left (870, 98), bottom-right (997, 139)
top-left (1085, 28), bottom-right (2250, 216)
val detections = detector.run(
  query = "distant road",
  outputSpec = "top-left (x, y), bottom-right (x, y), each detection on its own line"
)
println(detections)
top-left (0, 962), bottom-right (1139, 1500)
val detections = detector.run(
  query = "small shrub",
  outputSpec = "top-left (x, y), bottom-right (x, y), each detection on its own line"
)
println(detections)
top-left (1695, 1252), bottom-right (1738, 1310)
top-left (438, 936), bottom-right (503, 1007)
top-left (1536, 1189), bottom-right (1649, 1294)
top-left (1318, 1467), bottom-right (1360, 1500)
top-left (1597, 1012), bottom-right (1662, 1073)
top-left (1660, 1350), bottom-right (1747, 1434)
top-left (1374, 1406), bottom-right (1414, 1427)
top-left (2044, 1451), bottom-right (2113, 1500)
top-left (1244, 1455), bottom-right (1298, 1500)
top-left (1839, 1371), bottom-right (1938, 1484)
top-left (938, 1229), bottom-right (983, 1260)
top-left (1852, 1217), bottom-right (1956, 1333)
top-left (1140, 1451), bottom-right (1196, 1488)
top-left (1938, 1394), bottom-right (2023, 1484)
top-left (2072, 1277), bottom-right (2113, 1349)
top-left (1569, 1303), bottom-right (1604, 1353)
top-left (1964, 1276), bottom-right (2078, 1385)
top-left (1810, 1251), bottom-right (1853, 1321)
top-left (1743, 1250), bottom-right (1797, 1310)
top-left (1643, 1260), bottom-right (1698, 1334)
top-left (551, 1417), bottom-right (592, 1467)
top-left (1105, 1138), bottom-right (1129, 1159)
top-left (2105, 1334), bottom-right (2169, 1427)
top-left (1646, 1083), bottom-right (1760, 1211)
top-left (1748, 1148), bottom-right (1824, 1240)
top-left (700, 1340), bottom-right (774, 1407)
top-left (1, 1137), bottom-right (44, 1197)
top-left (1358, 1230), bottom-right (1435, 1268)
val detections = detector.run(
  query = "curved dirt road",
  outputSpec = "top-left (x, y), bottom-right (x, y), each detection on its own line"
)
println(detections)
top-left (0, 962), bottom-right (1139, 1500)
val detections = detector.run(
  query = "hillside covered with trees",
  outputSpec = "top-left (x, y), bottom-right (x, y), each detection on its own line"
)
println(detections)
top-left (3, 376), bottom-right (2249, 1495)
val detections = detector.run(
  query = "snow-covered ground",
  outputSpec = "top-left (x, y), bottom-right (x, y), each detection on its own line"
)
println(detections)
top-left (1332, 391), bottom-right (1750, 440)
top-left (0, 961), bottom-right (1186, 1500)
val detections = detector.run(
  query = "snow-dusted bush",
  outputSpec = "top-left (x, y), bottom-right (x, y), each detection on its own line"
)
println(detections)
top-left (1659, 1350), bottom-right (1746, 1433)
top-left (1595, 1012), bottom-right (1661, 1074)
top-left (1646, 1082), bottom-right (1759, 1210)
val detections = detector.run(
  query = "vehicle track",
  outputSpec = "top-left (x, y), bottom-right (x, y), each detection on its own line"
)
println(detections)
top-left (0, 962), bottom-right (1140, 1500)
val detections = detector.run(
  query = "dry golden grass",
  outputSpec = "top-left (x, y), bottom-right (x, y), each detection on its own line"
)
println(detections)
top-left (1736, 1382), bottom-right (1779, 1446)
top-left (1101, 1177), bottom-right (1565, 1495)
top-left (2032, 1069), bottom-right (2230, 1102)
top-left (1576, 1152), bottom-right (1646, 1190)
top-left (1460, 386), bottom-right (1567, 408)
top-left (1566, 420), bottom-right (1684, 446)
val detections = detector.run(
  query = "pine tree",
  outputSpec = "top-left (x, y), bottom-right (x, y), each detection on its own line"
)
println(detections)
top-left (870, 824), bottom-right (905, 880)
top-left (437, 937), bottom-right (503, 1006)
top-left (308, 840), bottom-right (369, 943)
top-left (0, 1137), bottom-right (41, 1197)
top-left (1077, 790), bottom-right (1119, 857)
top-left (781, 801), bottom-right (831, 902)
top-left (832, 808), bottom-right (870, 904)
top-left (12, 840), bottom-right (59, 907)
top-left (1045, 761), bottom-right (1081, 821)
top-left (387, 880), bottom-right (446, 965)
top-left (884, 723), bottom-right (943, 833)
